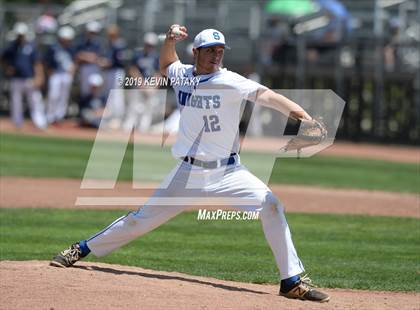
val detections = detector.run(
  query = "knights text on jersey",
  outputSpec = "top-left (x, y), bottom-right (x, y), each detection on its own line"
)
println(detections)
top-left (167, 60), bottom-right (267, 161)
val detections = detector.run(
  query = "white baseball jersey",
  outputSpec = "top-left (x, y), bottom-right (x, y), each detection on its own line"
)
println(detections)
top-left (86, 60), bottom-right (306, 281)
top-left (167, 61), bottom-right (267, 161)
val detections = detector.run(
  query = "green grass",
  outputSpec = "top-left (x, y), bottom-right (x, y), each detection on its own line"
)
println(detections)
top-left (1, 133), bottom-right (419, 193)
top-left (269, 156), bottom-right (419, 193)
top-left (0, 133), bottom-right (176, 182)
top-left (0, 208), bottom-right (419, 291)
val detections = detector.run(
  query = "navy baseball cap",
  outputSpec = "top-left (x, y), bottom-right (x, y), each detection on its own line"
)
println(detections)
top-left (193, 29), bottom-right (230, 49)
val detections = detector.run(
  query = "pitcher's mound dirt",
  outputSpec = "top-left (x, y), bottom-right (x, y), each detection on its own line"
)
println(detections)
top-left (0, 260), bottom-right (418, 310)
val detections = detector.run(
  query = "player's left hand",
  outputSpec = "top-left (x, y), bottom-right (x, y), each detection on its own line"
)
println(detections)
top-left (281, 117), bottom-right (328, 156)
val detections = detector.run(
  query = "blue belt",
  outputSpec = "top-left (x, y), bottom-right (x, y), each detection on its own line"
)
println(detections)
top-left (183, 153), bottom-right (237, 169)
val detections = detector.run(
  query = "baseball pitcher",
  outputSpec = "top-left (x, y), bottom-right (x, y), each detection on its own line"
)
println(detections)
top-left (50, 25), bottom-right (329, 303)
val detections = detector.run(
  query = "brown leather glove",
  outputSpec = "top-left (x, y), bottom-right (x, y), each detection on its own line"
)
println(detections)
top-left (282, 118), bottom-right (328, 158)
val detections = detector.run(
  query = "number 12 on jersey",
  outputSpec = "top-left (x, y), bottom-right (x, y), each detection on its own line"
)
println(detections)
top-left (203, 115), bottom-right (221, 132)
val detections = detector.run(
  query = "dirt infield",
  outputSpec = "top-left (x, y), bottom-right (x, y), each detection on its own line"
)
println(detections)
top-left (1, 176), bottom-right (419, 217)
top-left (1, 260), bottom-right (419, 310)
top-left (1, 118), bottom-right (419, 163)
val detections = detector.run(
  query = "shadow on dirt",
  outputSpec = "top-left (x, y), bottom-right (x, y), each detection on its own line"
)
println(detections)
top-left (74, 264), bottom-right (270, 295)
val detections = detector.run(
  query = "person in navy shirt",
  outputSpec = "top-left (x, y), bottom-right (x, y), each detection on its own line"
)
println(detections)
top-left (123, 32), bottom-right (162, 132)
top-left (75, 21), bottom-right (102, 98)
top-left (44, 26), bottom-right (76, 124)
top-left (78, 73), bottom-right (107, 128)
top-left (100, 25), bottom-right (127, 128)
top-left (1, 22), bottom-right (47, 129)
top-left (130, 33), bottom-right (160, 79)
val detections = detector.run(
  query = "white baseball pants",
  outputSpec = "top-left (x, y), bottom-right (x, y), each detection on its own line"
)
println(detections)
top-left (47, 72), bottom-right (73, 123)
top-left (87, 159), bottom-right (305, 280)
top-left (10, 78), bottom-right (47, 129)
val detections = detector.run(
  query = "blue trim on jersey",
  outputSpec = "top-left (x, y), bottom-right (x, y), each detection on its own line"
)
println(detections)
top-left (198, 76), bottom-right (213, 84)
top-left (195, 70), bottom-right (222, 84)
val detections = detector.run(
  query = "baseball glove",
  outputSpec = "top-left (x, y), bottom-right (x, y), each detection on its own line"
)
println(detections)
top-left (281, 118), bottom-right (328, 158)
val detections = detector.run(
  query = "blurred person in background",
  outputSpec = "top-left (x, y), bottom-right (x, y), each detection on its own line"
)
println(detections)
top-left (79, 73), bottom-right (107, 128)
top-left (382, 17), bottom-right (419, 72)
top-left (150, 42), bottom-right (195, 135)
top-left (313, 0), bottom-right (351, 43)
top-left (1, 22), bottom-right (47, 129)
top-left (44, 26), bottom-right (76, 125)
top-left (306, 0), bottom-right (352, 62)
top-left (384, 18), bottom-right (401, 72)
top-left (36, 11), bottom-right (58, 36)
top-left (123, 32), bottom-right (161, 132)
top-left (99, 25), bottom-right (127, 129)
top-left (35, 11), bottom-right (58, 48)
top-left (271, 0), bottom-right (351, 65)
top-left (75, 21), bottom-right (102, 99)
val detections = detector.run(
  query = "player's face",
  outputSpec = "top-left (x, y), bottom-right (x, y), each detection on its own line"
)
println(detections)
top-left (194, 45), bottom-right (225, 74)
top-left (16, 34), bottom-right (26, 44)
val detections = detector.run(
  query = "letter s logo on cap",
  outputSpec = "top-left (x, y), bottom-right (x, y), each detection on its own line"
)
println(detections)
top-left (213, 32), bottom-right (220, 40)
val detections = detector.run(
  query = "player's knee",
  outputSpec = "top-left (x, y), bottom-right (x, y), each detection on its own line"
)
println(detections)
top-left (260, 192), bottom-right (284, 216)
top-left (123, 211), bottom-right (149, 237)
